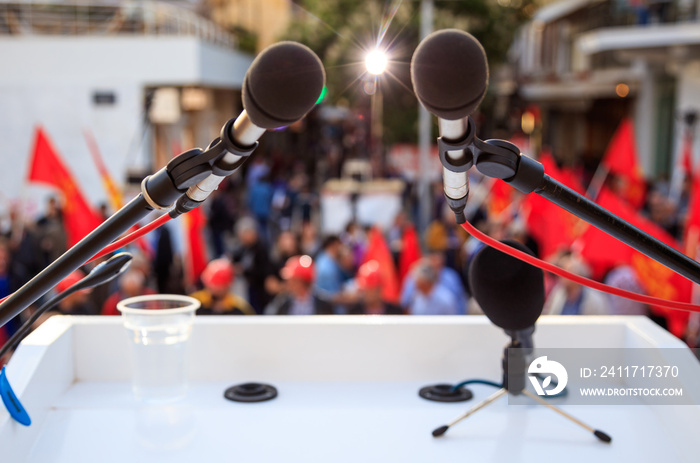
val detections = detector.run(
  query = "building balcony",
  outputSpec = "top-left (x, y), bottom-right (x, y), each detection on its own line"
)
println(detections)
top-left (0, 0), bottom-right (236, 49)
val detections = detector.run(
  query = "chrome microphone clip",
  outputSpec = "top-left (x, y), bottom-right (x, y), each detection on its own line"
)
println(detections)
top-left (436, 116), bottom-right (546, 223)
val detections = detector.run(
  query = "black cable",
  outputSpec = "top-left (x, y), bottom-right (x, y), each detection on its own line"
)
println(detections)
top-left (0, 253), bottom-right (132, 361)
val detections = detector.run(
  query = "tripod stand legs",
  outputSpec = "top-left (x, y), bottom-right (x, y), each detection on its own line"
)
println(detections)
top-left (432, 388), bottom-right (507, 437)
top-left (521, 390), bottom-right (612, 443)
top-left (432, 388), bottom-right (612, 444)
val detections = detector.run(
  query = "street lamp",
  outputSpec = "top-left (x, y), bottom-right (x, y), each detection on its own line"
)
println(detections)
top-left (365, 49), bottom-right (388, 76)
top-left (365, 49), bottom-right (388, 165)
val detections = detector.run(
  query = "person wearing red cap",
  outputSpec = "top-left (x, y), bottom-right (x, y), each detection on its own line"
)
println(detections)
top-left (191, 258), bottom-right (254, 315)
top-left (348, 261), bottom-right (403, 315)
top-left (264, 255), bottom-right (334, 315)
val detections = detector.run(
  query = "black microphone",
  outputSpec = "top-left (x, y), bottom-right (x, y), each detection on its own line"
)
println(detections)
top-left (410, 29), bottom-right (488, 223)
top-left (183, 41), bottom-right (326, 204)
top-left (243, 41), bottom-right (326, 130)
top-left (468, 240), bottom-right (544, 348)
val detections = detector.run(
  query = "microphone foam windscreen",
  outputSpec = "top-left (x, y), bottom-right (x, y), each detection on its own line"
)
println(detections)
top-left (410, 29), bottom-right (488, 121)
top-left (243, 41), bottom-right (326, 129)
top-left (468, 240), bottom-right (544, 331)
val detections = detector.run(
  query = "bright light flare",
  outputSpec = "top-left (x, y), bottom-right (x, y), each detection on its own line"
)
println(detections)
top-left (365, 49), bottom-right (388, 75)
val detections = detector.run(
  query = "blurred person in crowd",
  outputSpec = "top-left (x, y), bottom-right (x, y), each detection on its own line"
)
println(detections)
top-left (0, 240), bottom-right (15, 343)
top-left (101, 269), bottom-right (155, 315)
top-left (265, 255), bottom-right (334, 315)
top-left (675, 173), bottom-right (692, 225)
top-left (246, 157), bottom-right (270, 189)
top-left (248, 173), bottom-right (274, 242)
top-left (300, 221), bottom-right (320, 256)
top-left (127, 251), bottom-right (158, 290)
top-left (314, 235), bottom-right (346, 299)
top-left (388, 211), bottom-right (409, 266)
top-left (265, 230), bottom-right (301, 297)
top-left (338, 243), bottom-right (357, 279)
top-left (36, 197), bottom-right (67, 265)
top-left (460, 208), bottom-right (490, 295)
top-left (603, 265), bottom-right (648, 316)
top-left (272, 231), bottom-right (300, 269)
top-left (348, 261), bottom-right (403, 315)
top-left (291, 178), bottom-right (317, 224)
top-left (645, 182), bottom-right (680, 238)
top-left (190, 259), bottom-right (254, 315)
top-left (401, 252), bottom-right (467, 315)
top-left (153, 222), bottom-right (179, 294)
top-left (0, 240), bottom-right (12, 301)
top-left (543, 255), bottom-right (610, 316)
top-left (341, 222), bottom-right (367, 269)
top-left (403, 259), bottom-right (459, 315)
top-left (424, 204), bottom-right (468, 272)
top-left (5, 207), bottom-right (43, 289)
top-left (53, 270), bottom-right (95, 315)
top-left (269, 174), bottom-right (294, 234)
top-left (232, 217), bottom-right (273, 314)
top-left (98, 203), bottom-right (110, 221)
top-left (207, 181), bottom-right (237, 258)
top-left (506, 218), bottom-right (540, 259)
top-left (333, 243), bottom-right (359, 313)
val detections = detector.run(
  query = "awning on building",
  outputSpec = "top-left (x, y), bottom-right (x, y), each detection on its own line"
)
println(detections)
top-left (578, 23), bottom-right (700, 55)
top-left (520, 67), bottom-right (642, 102)
top-left (533, 0), bottom-right (602, 24)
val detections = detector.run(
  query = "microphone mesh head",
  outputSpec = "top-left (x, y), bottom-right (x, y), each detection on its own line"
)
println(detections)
top-left (468, 240), bottom-right (544, 331)
top-left (243, 41), bottom-right (326, 129)
top-left (410, 29), bottom-right (488, 120)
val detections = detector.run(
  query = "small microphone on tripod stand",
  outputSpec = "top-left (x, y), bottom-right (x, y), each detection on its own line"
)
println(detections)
top-left (431, 241), bottom-right (611, 443)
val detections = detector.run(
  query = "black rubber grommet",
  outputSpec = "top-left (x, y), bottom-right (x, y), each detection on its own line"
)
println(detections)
top-left (224, 383), bottom-right (278, 403)
top-left (419, 384), bottom-right (473, 403)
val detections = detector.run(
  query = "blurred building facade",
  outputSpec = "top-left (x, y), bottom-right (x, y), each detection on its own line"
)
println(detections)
top-left (206, 0), bottom-right (292, 52)
top-left (0, 0), bottom-right (252, 215)
top-left (498, 0), bottom-right (700, 178)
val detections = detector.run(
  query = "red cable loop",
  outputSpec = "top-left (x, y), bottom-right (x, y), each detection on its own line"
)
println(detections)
top-left (460, 220), bottom-right (700, 314)
top-left (0, 214), bottom-right (173, 306)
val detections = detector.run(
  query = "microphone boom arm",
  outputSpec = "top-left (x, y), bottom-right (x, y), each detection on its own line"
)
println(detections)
top-left (0, 115), bottom-right (259, 328)
top-left (440, 117), bottom-right (700, 286)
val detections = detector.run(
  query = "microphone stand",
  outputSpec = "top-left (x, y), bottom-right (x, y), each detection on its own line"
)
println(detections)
top-left (431, 337), bottom-right (612, 443)
top-left (0, 118), bottom-right (258, 328)
top-left (436, 117), bottom-right (700, 285)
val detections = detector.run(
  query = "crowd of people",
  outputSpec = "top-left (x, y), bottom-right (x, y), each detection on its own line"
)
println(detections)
top-left (0, 142), bottom-right (699, 366)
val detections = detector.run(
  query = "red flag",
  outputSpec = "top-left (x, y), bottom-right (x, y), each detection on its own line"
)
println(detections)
top-left (539, 150), bottom-right (585, 194)
top-left (363, 227), bottom-right (400, 303)
top-left (27, 127), bottom-right (103, 247)
top-left (521, 151), bottom-right (584, 259)
top-left (522, 193), bottom-right (579, 260)
top-left (183, 205), bottom-right (209, 286)
top-left (684, 171), bottom-right (700, 259)
top-left (577, 187), bottom-right (691, 337)
top-left (488, 179), bottom-right (512, 217)
top-left (601, 118), bottom-right (646, 208)
top-left (83, 129), bottom-right (123, 212)
top-left (398, 225), bottom-right (421, 283)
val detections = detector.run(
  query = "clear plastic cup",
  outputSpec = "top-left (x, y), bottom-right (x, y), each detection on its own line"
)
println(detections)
top-left (117, 294), bottom-right (200, 403)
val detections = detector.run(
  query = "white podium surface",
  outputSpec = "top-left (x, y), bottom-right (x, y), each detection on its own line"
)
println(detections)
top-left (2, 315), bottom-right (699, 462)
